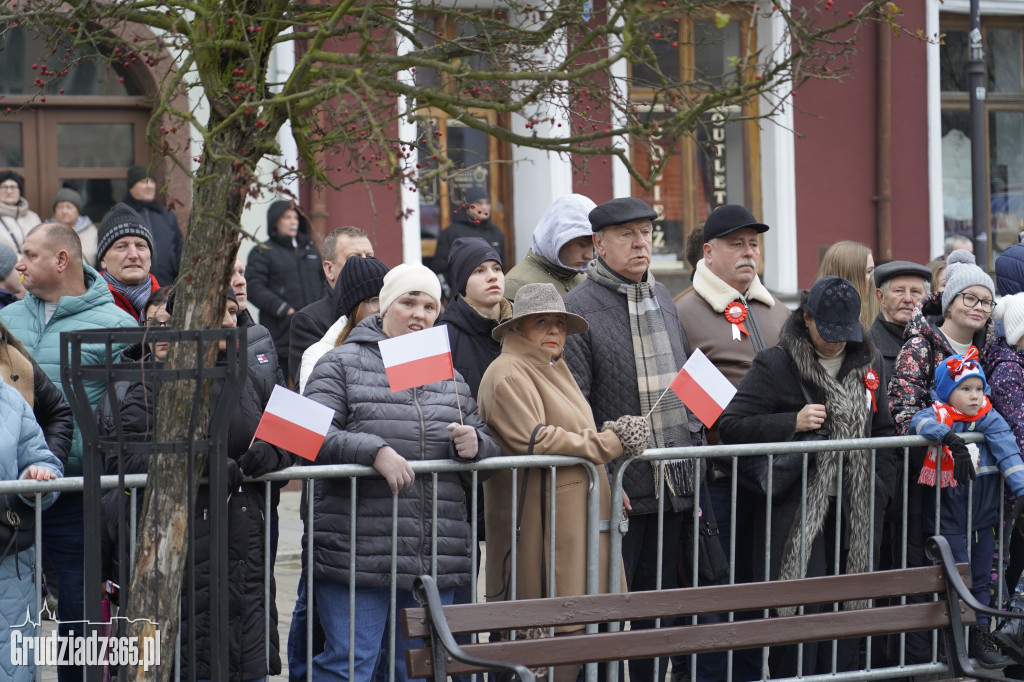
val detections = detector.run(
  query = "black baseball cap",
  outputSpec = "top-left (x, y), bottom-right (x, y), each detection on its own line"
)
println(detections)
top-left (805, 276), bottom-right (863, 343)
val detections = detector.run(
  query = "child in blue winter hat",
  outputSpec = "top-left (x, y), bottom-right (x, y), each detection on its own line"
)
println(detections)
top-left (911, 345), bottom-right (1024, 666)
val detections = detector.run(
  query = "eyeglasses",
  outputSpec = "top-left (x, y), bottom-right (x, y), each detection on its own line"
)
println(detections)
top-left (0, 184), bottom-right (19, 192)
top-left (955, 291), bottom-right (995, 312)
top-left (145, 319), bottom-right (171, 328)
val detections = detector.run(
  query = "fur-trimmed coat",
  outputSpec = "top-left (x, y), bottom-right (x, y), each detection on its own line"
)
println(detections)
top-left (887, 291), bottom-right (994, 435)
top-left (719, 312), bottom-right (898, 588)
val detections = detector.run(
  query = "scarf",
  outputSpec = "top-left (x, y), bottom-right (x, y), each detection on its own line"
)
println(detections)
top-left (102, 271), bottom-right (153, 321)
top-left (776, 319), bottom-right (874, 614)
top-left (587, 258), bottom-right (694, 499)
top-left (918, 397), bottom-right (992, 488)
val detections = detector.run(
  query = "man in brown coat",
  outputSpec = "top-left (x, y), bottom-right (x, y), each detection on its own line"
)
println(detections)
top-left (673, 203), bottom-right (789, 682)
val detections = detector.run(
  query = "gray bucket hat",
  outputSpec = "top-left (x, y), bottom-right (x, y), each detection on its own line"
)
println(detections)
top-left (492, 283), bottom-right (589, 342)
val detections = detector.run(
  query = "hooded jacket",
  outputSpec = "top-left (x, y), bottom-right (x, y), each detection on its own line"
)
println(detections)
top-left (0, 264), bottom-right (138, 475)
top-left (302, 315), bottom-right (499, 591)
top-left (246, 201), bottom-right (326, 378)
top-left (504, 195), bottom-right (595, 299)
top-left (888, 291), bottom-right (995, 435)
top-left (0, 197), bottom-right (41, 254)
top-left (122, 195), bottom-right (182, 287)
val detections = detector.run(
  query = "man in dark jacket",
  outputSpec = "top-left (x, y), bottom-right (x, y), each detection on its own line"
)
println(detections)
top-left (246, 200), bottom-right (326, 381)
top-left (96, 203), bottom-right (160, 321)
top-left (287, 225), bottom-right (373, 386)
top-left (869, 260), bottom-right (932, 391)
top-left (563, 197), bottom-right (701, 682)
top-left (123, 165), bottom-right (183, 287)
top-left (432, 187), bottom-right (506, 300)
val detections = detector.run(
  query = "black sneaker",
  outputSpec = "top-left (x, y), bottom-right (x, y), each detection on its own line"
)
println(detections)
top-left (971, 626), bottom-right (1015, 670)
top-left (994, 615), bottom-right (1024, 665)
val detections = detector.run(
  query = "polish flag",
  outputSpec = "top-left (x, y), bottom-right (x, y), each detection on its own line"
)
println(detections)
top-left (378, 325), bottom-right (454, 393)
top-left (253, 385), bottom-right (335, 461)
top-left (668, 348), bottom-right (737, 428)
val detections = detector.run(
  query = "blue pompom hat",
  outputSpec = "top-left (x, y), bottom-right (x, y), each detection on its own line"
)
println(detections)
top-left (933, 345), bottom-right (988, 402)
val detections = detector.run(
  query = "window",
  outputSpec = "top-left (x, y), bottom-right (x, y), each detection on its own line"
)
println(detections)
top-left (940, 16), bottom-right (1024, 260)
top-left (628, 8), bottom-right (762, 273)
top-left (0, 27), bottom-right (153, 222)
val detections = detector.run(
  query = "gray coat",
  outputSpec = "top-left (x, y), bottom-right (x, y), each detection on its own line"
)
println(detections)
top-left (303, 315), bottom-right (499, 591)
top-left (563, 277), bottom-right (699, 514)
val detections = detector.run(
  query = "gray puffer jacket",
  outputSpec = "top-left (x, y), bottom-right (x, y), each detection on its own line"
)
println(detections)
top-left (563, 277), bottom-right (700, 514)
top-left (303, 315), bottom-right (499, 591)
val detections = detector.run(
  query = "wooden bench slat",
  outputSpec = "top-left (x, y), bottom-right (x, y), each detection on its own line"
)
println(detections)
top-left (407, 600), bottom-right (972, 677)
top-left (401, 564), bottom-right (969, 638)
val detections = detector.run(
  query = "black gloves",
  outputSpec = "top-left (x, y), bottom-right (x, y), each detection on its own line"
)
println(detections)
top-left (237, 440), bottom-right (289, 480)
top-left (941, 430), bottom-right (976, 484)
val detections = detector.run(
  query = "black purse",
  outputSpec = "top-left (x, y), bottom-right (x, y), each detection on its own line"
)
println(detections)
top-left (0, 493), bottom-right (36, 559)
top-left (737, 366), bottom-right (828, 499)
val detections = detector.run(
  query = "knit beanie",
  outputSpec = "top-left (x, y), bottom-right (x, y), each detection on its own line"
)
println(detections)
top-left (933, 346), bottom-right (988, 402)
top-left (0, 171), bottom-right (24, 195)
top-left (53, 187), bottom-right (82, 211)
top-left (379, 263), bottom-right (441, 314)
top-left (448, 237), bottom-right (502, 297)
top-left (335, 256), bottom-right (389, 318)
top-left (126, 165), bottom-right (155, 191)
top-left (97, 203), bottom-right (154, 264)
top-left (994, 292), bottom-right (1024, 347)
top-left (0, 243), bottom-right (16, 281)
top-left (941, 249), bottom-right (995, 314)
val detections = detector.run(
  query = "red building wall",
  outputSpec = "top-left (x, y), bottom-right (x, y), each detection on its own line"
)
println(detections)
top-left (793, 0), bottom-right (931, 287)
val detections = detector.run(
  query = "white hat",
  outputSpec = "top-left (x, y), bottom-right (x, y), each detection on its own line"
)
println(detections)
top-left (994, 292), bottom-right (1024, 347)
top-left (378, 263), bottom-right (441, 314)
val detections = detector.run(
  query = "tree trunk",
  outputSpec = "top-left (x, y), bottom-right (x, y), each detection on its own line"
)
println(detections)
top-left (124, 121), bottom-right (268, 681)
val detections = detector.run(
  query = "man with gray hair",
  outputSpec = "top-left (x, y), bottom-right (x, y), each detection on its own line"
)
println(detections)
top-left (869, 260), bottom-right (932, 391)
top-left (288, 225), bottom-right (374, 385)
top-left (944, 233), bottom-right (974, 258)
top-left (563, 197), bottom-right (700, 682)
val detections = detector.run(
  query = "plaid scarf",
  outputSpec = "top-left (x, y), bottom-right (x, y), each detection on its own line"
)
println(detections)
top-left (102, 271), bottom-right (152, 321)
top-left (919, 397), bottom-right (992, 488)
top-left (587, 258), bottom-right (694, 498)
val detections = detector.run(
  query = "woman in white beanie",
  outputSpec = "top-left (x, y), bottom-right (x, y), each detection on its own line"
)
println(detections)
top-left (888, 248), bottom-right (1002, 664)
top-left (301, 262), bottom-right (500, 682)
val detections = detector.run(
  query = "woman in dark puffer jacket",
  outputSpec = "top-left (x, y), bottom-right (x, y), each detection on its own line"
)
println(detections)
top-left (302, 263), bottom-right (498, 682)
top-left (100, 290), bottom-right (292, 681)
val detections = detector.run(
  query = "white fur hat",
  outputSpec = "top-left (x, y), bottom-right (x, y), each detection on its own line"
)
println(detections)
top-left (994, 292), bottom-right (1024, 346)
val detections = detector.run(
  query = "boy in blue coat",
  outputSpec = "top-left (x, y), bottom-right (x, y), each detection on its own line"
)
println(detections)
top-left (911, 345), bottom-right (1024, 668)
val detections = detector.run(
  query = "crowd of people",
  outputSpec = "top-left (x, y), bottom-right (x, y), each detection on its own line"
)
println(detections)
top-left (9, 160), bottom-right (1024, 681)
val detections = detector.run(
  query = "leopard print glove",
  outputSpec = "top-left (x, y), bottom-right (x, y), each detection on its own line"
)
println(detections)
top-left (602, 415), bottom-right (650, 458)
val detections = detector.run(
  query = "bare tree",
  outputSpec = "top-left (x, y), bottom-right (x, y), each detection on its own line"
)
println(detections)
top-left (2, 0), bottom-right (903, 678)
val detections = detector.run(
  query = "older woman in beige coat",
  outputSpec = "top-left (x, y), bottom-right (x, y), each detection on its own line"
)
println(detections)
top-left (477, 284), bottom-right (648, 658)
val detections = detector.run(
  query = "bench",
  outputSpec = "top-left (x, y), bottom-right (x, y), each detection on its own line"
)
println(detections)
top-left (401, 536), bottom-right (1024, 682)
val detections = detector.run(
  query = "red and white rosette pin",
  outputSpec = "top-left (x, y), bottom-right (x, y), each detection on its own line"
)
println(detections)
top-left (724, 301), bottom-right (749, 341)
top-left (863, 368), bottom-right (879, 412)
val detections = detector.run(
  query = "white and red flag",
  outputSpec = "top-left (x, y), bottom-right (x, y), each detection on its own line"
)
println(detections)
top-left (378, 325), bottom-right (454, 393)
top-left (253, 385), bottom-right (335, 461)
top-left (668, 348), bottom-right (737, 428)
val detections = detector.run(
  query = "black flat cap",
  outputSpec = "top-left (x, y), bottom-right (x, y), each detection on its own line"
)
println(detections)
top-left (588, 197), bottom-right (658, 232)
top-left (873, 260), bottom-right (933, 289)
top-left (702, 204), bottom-right (769, 242)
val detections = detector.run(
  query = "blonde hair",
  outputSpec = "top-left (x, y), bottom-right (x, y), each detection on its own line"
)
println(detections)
top-left (928, 258), bottom-right (947, 293)
top-left (818, 241), bottom-right (878, 330)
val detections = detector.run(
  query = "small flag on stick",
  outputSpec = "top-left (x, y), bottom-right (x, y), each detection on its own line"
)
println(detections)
top-left (253, 385), bottom-right (335, 461)
top-left (378, 325), bottom-right (454, 393)
top-left (668, 348), bottom-right (737, 428)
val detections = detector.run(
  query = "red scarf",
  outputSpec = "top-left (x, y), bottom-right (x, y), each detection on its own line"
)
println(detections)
top-left (918, 397), bottom-right (992, 488)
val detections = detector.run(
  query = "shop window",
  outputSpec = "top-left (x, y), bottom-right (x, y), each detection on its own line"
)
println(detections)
top-left (628, 8), bottom-right (762, 273)
top-left (940, 16), bottom-right (1024, 261)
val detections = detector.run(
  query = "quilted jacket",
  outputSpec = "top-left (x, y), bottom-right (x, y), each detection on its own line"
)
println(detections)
top-left (0, 264), bottom-right (137, 475)
top-left (887, 291), bottom-right (994, 435)
top-left (302, 315), bottom-right (499, 591)
top-left (563, 277), bottom-right (700, 514)
top-left (0, 381), bottom-right (62, 682)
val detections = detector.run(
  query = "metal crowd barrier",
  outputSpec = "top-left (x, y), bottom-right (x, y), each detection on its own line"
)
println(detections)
top-left (3, 432), bottom-right (1010, 682)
